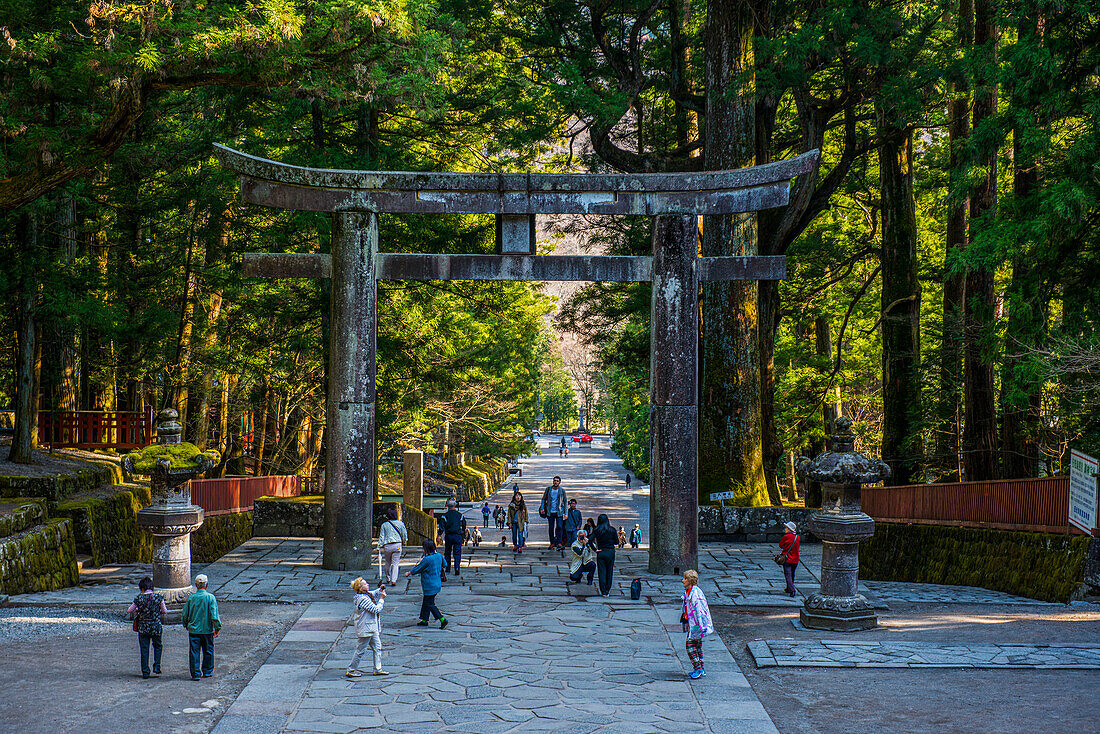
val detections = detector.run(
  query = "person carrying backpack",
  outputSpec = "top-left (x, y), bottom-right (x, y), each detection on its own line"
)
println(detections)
top-left (437, 499), bottom-right (467, 576)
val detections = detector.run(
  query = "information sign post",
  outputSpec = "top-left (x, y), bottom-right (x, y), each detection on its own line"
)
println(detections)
top-left (1069, 449), bottom-right (1099, 536)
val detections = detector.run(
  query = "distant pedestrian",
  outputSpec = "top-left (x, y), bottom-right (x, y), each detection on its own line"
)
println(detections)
top-left (630, 524), bottom-right (641, 549)
top-left (583, 517), bottom-right (596, 537)
top-left (625, 474), bottom-right (631, 488)
top-left (128, 576), bottom-right (167, 679)
top-left (499, 535), bottom-right (508, 547)
top-left (405, 539), bottom-right (448, 628)
top-left (437, 499), bottom-right (466, 576)
top-left (592, 514), bottom-right (618, 596)
top-left (495, 505), bottom-right (506, 529)
top-left (472, 527), bottom-right (482, 547)
top-left (463, 525), bottom-right (472, 547)
top-left (568, 530), bottom-right (596, 585)
top-left (779, 521), bottom-right (801, 597)
top-left (378, 506), bottom-right (408, 586)
top-left (563, 498), bottom-right (583, 547)
top-left (539, 476), bottom-right (568, 549)
top-left (346, 577), bottom-right (388, 678)
top-left (507, 488), bottom-right (529, 553)
top-left (564, 447), bottom-right (569, 458)
top-left (681, 569), bottom-right (714, 679)
top-left (561, 437), bottom-right (567, 448)
top-left (181, 574), bottom-right (221, 681)
top-left (617, 526), bottom-right (627, 548)
top-left (559, 447), bottom-right (564, 457)
top-left (481, 501), bottom-right (491, 527)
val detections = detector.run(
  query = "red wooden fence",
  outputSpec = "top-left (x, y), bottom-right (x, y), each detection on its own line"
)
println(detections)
top-left (861, 477), bottom-right (1070, 533)
top-left (190, 475), bottom-right (300, 516)
top-left (39, 410), bottom-right (154, 450)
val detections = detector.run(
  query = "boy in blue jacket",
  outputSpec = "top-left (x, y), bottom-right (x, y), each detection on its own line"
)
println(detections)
top-left (405, 539), bottom-right (448, 628)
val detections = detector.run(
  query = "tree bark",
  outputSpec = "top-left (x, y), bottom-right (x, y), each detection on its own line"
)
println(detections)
top-left (963, 0), bottom-right (999, 481)
top-left (877, 115), bottom-right (924, 485)
top-left (9, 212), bottom-right (41, 463)
top-left (699, 0), bottom-right (767, 506)
top-left (937, 0), bottom-right (973, 482)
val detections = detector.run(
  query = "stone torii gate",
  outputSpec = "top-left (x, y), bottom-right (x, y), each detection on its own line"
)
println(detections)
top-left (213, 144), bottom-right (818, 575)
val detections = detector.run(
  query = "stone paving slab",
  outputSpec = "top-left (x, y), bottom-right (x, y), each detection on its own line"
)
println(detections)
top-left (748, 639), bottom-right (1100, 668)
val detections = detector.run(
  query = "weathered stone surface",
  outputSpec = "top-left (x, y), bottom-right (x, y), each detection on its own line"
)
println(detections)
top-left (254, 497), bottom-right (324, 538)
top-left (704, 507), bottom-right (815, 542)
top-left (0, 518), bottom-right (79, 594)
top-left (698, 506), bottom-right (723, 535)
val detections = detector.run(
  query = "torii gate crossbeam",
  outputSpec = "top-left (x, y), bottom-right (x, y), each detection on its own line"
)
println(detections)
top-left (214, 144), bottom-right (819, 575)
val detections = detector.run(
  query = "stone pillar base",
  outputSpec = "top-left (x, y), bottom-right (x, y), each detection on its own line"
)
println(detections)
top-left (800, 593), bottom-right (877, 632)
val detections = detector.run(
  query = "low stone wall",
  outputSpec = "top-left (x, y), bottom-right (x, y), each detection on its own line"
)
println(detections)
top-left (0, 518), bottom-right (79, 594)
top-left (442, 458), bottom-right (508, 503)
top-left (373, 502), bottom-right (437, 545)
top-left (699, 506), bottom-right (816, 543)
top-left (192, 511), bottom-right (255, 563)
top-left (253, 495), bottom-right (324, 537)
top-left (0, 460), bottom-right (123, 506)
top-left (860, 522), bottom-right (1092, 603)
top-left (55, 484), bottom-right (153, 567)
top-left (0, 498), bottom-right (46, 538)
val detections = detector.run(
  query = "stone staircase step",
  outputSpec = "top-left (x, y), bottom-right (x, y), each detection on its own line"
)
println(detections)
top-left (76, 554), bottom-right (94, 572)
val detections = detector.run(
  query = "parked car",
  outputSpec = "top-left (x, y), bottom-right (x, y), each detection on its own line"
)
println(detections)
top-left (572, 433), bottom-right (593, 443)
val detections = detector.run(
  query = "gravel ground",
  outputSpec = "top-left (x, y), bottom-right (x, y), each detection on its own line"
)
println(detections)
top-left (0, 606), bottom-right (129, 643)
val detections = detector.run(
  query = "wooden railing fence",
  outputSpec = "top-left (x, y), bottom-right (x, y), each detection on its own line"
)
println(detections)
top-left (190, 475), bottom-right (301, 516)
top-left (861, 477), bottom-right (1071, 533)
top-left (39, 410), bottom-right (154, 450)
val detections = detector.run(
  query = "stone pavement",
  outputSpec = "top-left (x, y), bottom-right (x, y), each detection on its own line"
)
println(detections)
top-left (748, 639), bottom-right (1100, 668)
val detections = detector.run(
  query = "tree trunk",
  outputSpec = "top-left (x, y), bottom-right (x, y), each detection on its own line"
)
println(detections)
top-left (877, 113), bottom-right (924, 486)
top-left (191, 205), bottom-right (229, 450)
top-left (9, 212), bottom-right (41, 463)
top-left (173, 206), bottom-right (199, 432)
top-left (699, 0), bottom-right (766, 506)
top-left (936, 0), bottom-right (972, 482)
top-left (806, 315), bottom-right (838, 508)
top-left (963, 0), bottom-right (999, 481)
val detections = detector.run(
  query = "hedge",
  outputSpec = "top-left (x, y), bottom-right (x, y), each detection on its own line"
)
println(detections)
top-left (192, 511), bottom-right (254, 562)
top-left (55, 484), bottom-right (153, 567)
top-left (860, 522), bottom-right (1091, 603)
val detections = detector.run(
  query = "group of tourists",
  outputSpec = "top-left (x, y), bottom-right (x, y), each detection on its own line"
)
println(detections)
top-left (127, 573), bottom-right (222, 681)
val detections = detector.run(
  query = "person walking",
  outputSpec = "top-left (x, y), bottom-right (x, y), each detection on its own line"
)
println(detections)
top-left (127, 576), bottom-right (167, 679)
top-left (681, 569), bottom-right (715, 679)
top-left (617, 526), bottom-right (627, 548)
top-left (378, 506), bottom-right (407, 586)
top-left (181, 573), bottom-right (221, 681)
top-left (779, 521), bottom-right (801, 597)
top-left (568, 529), bottom-right (597, 585)
top-left (539, 476), bottom-right (568, 550)
top-left (405, 539), bottom-right (448, 628)
top-left (346, 577), bottom-right (388, 678)
top-left (625, 474), bottom-right (631, 489)
top-left (472, 527), bottom-right (482, 548)
top-left (630, 524), bottom-right (641, 549)
top-left (591, 514), bottom-right (618, 596)
top-left (437, 499), bottom-right (466, 576)
top-left (563, 498), bottom-right (583, 547)
top-left (507, 488), bottom-right (529, 553)
top-left (481, 501), bottom-right (491, 528)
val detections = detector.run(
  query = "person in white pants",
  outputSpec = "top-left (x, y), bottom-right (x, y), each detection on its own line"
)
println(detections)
top-left (347, 577), bottom-right (388, 677)
top-left (378, 506), bottom-right (408, 585)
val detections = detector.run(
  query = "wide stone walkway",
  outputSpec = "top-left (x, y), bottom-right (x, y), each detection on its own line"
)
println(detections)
top-left (748, 639), bottom-right (1100, 669)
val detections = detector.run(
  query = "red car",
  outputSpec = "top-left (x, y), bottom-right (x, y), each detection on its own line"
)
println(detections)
top-left (572, 434), bottom-right (593, 443)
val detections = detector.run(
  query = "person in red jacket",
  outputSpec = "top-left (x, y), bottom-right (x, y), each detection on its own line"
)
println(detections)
top-left (779, 521), bottom-right (801, 597)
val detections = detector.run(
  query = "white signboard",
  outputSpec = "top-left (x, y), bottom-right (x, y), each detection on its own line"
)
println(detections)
top-left (709, 490), bottom-right (738, 502)
top-left (1069, 449), bottom-right (1099, 535)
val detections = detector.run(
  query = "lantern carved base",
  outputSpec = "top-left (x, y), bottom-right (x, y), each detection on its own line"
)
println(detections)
top-left (800, 592), bottom-right (877, 632)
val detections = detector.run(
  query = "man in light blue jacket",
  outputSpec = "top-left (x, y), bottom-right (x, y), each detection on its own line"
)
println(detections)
top-left (405, 539), bottom-right (448, 629)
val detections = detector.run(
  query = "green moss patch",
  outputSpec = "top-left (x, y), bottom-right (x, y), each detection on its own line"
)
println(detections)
top-left (55, 484), bottom-right (153, 567)
top-left (0, 518), bottom-right (79, 595)
top-left (124, 443), bottom-right (215, 473)
top-left (861, 522), bottom-right (1092, 603)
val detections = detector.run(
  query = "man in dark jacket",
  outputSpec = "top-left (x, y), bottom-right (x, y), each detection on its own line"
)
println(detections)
top-left (539, 476), bottom-right (568, 550)
top-left (437, 499), bottom-right (467, 576)
top-left (563, 498), bottom-right (583, 547)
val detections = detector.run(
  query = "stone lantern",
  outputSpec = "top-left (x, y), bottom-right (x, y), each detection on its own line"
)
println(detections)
top-left (796, 416), bottom-right (890, 632)
top-left (123, 409), bottom-right (219, 607)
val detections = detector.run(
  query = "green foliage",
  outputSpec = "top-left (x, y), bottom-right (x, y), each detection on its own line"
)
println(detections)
top-left (123, 444), bottom-right (215, 474)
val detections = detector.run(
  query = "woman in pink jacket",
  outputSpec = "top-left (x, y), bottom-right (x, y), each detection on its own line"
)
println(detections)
top-left (680, 569), bottom-right (714, 679)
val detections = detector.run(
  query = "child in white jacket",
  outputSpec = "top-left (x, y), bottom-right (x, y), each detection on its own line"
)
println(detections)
top-left (347, 577), bottom-right (388, 677)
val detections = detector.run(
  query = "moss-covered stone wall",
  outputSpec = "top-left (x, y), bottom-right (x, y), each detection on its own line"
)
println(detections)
top-left (253, 495), bottom-right (324, 537)
top-left (0, 498), bottom-right (46, 538)
top-left (0, 461), bottom-right (123, 506)
top-left (860, 522), bottom-right (1092, 603)
top-left (0, 518), bottom-right (79, 595)
top-left (55, 485), bottom-right (153, 567)
top-left (443, 458), bottom-right (508, 502)
top-left (192, 511), bottom-right (254, 563)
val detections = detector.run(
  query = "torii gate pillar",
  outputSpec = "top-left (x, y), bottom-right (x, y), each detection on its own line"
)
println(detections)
top-left (323, 211), bottom-right (378, 571)
top-left (649, 216), bottom-right (699, 574)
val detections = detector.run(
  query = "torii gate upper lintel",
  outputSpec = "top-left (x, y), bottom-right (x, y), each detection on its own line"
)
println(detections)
top-left (213, 144), bottom-right (820, 575)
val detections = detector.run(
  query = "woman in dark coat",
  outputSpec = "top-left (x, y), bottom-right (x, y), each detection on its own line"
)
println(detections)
top-left (591, 514), bottom-right (618, 596)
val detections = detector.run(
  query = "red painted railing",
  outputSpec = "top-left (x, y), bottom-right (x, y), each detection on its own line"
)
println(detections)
top-left (861, 477), bottom-right (1071, 533)
top-left (189, 475), bottom-right (300, 516)
top-left (39, 410), bottom-right (154, 450)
